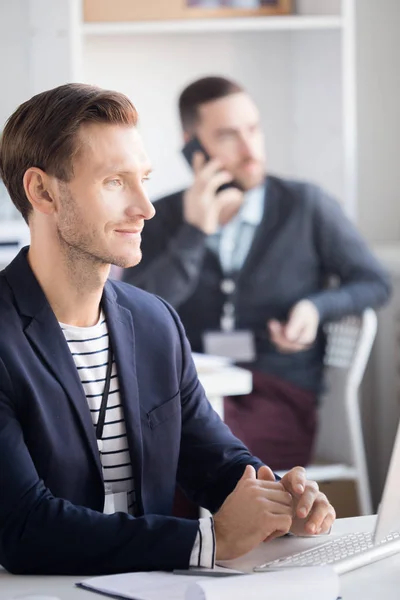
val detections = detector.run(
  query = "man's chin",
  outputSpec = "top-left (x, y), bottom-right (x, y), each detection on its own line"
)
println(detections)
top-left (237, 171), bottom-right (266, 191)
top-left (112, 251), bottom-right (142, 269)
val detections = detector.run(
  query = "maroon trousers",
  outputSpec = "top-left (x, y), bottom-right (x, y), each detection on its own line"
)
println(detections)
top-left (224, 370), bottom-right (317, 471)
top-left (173, 370), bottom-right (317, 518)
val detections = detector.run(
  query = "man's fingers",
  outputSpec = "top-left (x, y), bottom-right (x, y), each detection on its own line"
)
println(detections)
top-left (262, 514), bottom-right (292, 540)
top-left (256, 485), bottom-right (293, 507)
top-left (268, 301), bottom-right (319, 349)
top-left (264, 530), bottom-right (286, 543)
top-left (282, 466), bottom-right (307, 497)
top-left (284, 313), bottom-right (306, 343)
top-left (242, 464), bottom-right (257, 481)
top-left (268, 324), bottom-right (308, 353)
top-left (192, 150), bottom-right (208, 173)
top-left (205, 169), bottom-right (233, 194)
top-left (316, 508), bottom-right (336, 535)
top-left (268, 319), bottom-right (282, 332)
top-left (295, 481), bottom-right (320, 519)
top-left (295, 323), bottom-right (313, 345)
top-left (265, 497), bottom-right (293, 519)
top-left (305, 496), bottom-right (336, 534)
top-left (257, 465), bottom-right (276, 482)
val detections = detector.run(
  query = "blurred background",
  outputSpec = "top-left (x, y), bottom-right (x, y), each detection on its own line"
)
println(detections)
top-left (0, 0), bottom-right (399, 514)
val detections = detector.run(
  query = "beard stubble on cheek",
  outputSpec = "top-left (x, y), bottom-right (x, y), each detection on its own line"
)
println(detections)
top-left (234, 157), bottom-right (266, 191)
top-left (56, 186), bottom-right (143, 269)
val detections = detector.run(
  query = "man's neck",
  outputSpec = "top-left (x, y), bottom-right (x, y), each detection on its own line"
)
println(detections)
top-left (28, 236), bottom-right (110, 328)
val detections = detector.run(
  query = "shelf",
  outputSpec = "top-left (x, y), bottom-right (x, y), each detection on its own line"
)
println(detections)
top-left (83, 15), bottom-right (343, 36)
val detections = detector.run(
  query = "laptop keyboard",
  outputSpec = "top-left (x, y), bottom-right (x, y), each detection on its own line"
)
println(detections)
top-left (254, 531), bottom-right (400, 574)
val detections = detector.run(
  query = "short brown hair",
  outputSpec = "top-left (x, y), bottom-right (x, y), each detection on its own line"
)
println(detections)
top-left (0, 83), bottom-right (138, 223)
top-left (179, 76), bottom-right (243, 133)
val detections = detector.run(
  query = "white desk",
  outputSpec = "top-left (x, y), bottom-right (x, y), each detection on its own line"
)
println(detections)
top-left (1, 516), bottom-right (400, 599)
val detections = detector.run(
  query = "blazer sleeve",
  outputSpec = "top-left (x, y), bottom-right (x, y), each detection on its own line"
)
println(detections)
top-left (305, 186), bottom-right (391, 321)
top-left (0, 356), bottom-right (199, 575)
top-left (157, 299), bottom-right (265, 513)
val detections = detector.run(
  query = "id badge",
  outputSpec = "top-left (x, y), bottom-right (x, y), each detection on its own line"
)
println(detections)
top-left (104, 486), bottom-right (129, 514)
top-left (202, 330), bottom-right (256, 362)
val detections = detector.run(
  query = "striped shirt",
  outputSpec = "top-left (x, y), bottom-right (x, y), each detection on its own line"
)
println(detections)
top-left (60, 312), bottom-right (136, 515)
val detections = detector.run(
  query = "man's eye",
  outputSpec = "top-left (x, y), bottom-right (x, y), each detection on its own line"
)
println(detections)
top-left (106, 179), bottom-right (122, 187)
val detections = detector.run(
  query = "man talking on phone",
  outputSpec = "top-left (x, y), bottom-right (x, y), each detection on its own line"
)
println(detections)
top-left (123, 76), bottom-right (390, 472)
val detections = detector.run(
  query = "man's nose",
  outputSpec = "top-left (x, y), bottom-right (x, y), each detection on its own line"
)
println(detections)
top-left (126, 188), bottom-right (156, 221)
top-left (238, 136), bottom-right (254, 158)
top-left (143, 197), bottom-right (156, 220)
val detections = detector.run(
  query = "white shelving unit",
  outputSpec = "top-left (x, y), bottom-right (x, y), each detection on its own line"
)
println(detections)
top-left (82, 15), bottom-right (343, 35)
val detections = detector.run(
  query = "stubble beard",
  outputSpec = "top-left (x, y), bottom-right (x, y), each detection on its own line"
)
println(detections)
top-left (56, 187), bottom-right (121, 288)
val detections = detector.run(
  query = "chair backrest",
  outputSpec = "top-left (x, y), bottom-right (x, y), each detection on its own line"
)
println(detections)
top-left (323, 309), bottom-right (378, 385)
top-left (312, 309), bottom-right (377, 464)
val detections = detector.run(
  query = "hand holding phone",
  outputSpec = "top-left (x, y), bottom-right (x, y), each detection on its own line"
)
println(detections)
top-left (181, 139), bottom-right (244, 235)
top-left (182, 135), bottom-right (211, 166)
top-left (181, 136), bottom-right (244, 234)
top-left (182, 136), bottom-right (242, 193)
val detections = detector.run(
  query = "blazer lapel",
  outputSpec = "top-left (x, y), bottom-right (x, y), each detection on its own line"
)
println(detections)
top-left (5, 248), bottom-right (103, 481)
top-left (102, 283), bottom-right (144, 514)
top-left (25, 308), bottom-right (103, 479)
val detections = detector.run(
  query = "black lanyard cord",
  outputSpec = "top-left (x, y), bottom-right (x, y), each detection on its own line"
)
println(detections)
top-left (96, 347), bottom-right (113, 440)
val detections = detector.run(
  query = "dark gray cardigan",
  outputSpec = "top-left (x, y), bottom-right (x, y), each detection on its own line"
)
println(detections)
top-left (123, 175), bottom-right (390, 392)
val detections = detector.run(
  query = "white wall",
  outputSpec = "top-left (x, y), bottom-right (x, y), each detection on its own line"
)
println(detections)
top-left (356, 0), bottom-right (400, 242)
top-left (0, 0), bottom-right (30, 129)
top-left (290, 30), bottom-right (343, 201)
top-left (0, 0), bottom-right (81, 130)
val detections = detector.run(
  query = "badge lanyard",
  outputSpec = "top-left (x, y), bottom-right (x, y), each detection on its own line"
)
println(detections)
top-left (96, 347), bottom-right (113, 442)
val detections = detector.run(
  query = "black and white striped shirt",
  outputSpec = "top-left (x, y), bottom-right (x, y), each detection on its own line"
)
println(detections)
top-left (61, 312), bottom-right (136, 515)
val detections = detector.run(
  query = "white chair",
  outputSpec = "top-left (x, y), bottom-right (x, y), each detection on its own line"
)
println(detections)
top-left (277, 309), bottom-right (377, 516)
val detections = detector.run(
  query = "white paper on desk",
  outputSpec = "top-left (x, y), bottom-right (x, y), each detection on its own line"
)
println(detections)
top-left (78, 567), bottom-right (339, 600)
top-left (188, 567), bottom-right (339, 600)
top-left (79, 572), bottom-right (207, 600)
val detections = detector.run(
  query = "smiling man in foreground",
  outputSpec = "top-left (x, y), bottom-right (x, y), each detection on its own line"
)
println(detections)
top-left (0, 84), bottom-right (335, 575)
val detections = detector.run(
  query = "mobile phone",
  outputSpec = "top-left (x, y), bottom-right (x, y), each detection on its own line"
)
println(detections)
top-left (181, 136), bottom-right (242, 193)
top-left (182, 135), bottom-right (211, 166)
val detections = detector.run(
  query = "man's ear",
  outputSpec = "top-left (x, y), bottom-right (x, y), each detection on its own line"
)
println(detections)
top-left (23, 167), bottom-right (57, 216)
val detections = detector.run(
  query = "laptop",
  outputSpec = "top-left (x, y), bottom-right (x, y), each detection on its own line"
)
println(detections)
top-left (253, 419), bottom-right (400, 575)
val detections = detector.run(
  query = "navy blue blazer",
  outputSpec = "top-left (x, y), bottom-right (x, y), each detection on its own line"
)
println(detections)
top-left (0, 248), bottom-right (262, 575)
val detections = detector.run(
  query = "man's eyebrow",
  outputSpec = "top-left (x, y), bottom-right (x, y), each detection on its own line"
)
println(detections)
top-left (214, 122), bottom-right (260, 136)
top-left (96, 164), bottom-right (153, 176)
top-left (215, 127), bottom-right (238, 135)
